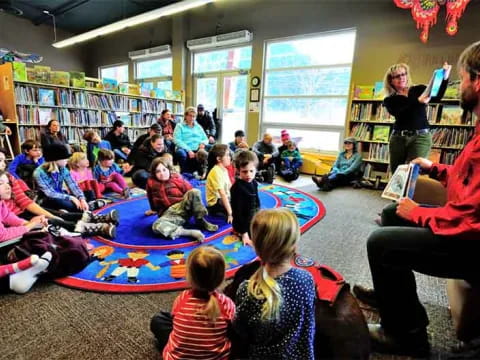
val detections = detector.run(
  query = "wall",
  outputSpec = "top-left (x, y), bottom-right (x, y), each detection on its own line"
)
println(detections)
top-left (0, 12), bottom-right (87, 71)
top-left (84, 0), bottom-right (480, 143)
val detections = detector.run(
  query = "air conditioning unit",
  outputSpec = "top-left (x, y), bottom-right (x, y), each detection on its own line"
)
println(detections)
top-left (128, 44), bottom-right (171, 60)
top-left (186, 30), bottom-right (253, 51)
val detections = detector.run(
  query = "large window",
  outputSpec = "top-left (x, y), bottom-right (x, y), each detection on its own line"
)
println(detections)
top-left (135, 57), bottom-right (172, 91)
top-left (263, 30), bottom-right (356, 152)
top-left (99, 64), bottom-right (128, 83)
top-left (194, 46), bottom-right (252, 74)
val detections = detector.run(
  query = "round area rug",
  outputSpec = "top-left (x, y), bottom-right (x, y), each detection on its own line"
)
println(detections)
top-left (55, 184), bottom-right (325, 293)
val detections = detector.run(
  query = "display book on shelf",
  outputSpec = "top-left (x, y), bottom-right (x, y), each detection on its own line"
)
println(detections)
top-left (0, 63), bottom-right (184, 155)
top-left (348, 96), bottom-right (476, 184)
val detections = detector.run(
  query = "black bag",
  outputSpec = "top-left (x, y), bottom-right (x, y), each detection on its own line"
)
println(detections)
top-left (10, 231), bottom-right (90, 279)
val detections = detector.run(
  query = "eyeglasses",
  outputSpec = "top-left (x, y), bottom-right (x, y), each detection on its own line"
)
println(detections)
top-left (391, 72), bottom-right (407, 80)
top-left (344, 141), bottom-right (353, 145)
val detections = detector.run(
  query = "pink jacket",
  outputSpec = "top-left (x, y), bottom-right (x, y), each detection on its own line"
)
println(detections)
top-left (0, 201), bottom-right (28, 243)
top-left (70, 168), bottom-right (94, 183)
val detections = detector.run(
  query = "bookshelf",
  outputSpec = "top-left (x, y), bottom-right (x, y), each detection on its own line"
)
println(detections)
top-left (348, 98), bottom-right (475, 183)
top-left (0, 63), bottom-right (184, 154)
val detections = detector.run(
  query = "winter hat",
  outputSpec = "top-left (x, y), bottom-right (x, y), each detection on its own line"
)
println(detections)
top-left (43, 144), bottom-right (72, 162)
top-left (281, 130), bottom-right (291, 141)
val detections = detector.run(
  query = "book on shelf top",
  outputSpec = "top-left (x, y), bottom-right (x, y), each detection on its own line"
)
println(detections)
top-left (353, 85), bottom-right (374, 100)
top-left (372, 125), bottom-right (390, 142)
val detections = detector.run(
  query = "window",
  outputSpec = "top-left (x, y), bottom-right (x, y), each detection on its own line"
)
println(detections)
top-left (99, 64), bottom-right (128, 83)
top-left (135, 57), bottom-right (172, 90)
top-left (194, 46), bottom-right (252, 73)
top-left (263, 30), bottom-right (356, 152)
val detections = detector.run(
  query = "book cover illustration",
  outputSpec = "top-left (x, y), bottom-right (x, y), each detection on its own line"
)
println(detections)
top-left (440, 105), bottom-right (463, 125)
top-left (26, 67), bottom-right (36, 82)
top-left (372, 125), bottom-right (390, 142)
top-left (381, 163), bottom-right (420, 201)
top-left (353, 85), bottom-right (374, 100)
top-left (38, 88), bottom-right (55, 106)
top-left (12, 61), bottom-right (27, 81)
top-left (70, 71), bottom-right (86, 88)
top-left (38, 108), bottom-right (52, 125)
top-left (373, 81), bottom-right (384, 100)
top-left (443, 80), bottom-right (460, 99)
top-left (102, 78), bottom-right (118, 92)
top-left (51, 71), bottom-right (70, 86)
top-left (34, 65), bottom-right (51, 83)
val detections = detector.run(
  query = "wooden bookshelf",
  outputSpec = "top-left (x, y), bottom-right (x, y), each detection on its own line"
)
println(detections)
top-left (0, 63), bottom-right (184, 154)
top-left (347, 96), bottom-right (475, 183)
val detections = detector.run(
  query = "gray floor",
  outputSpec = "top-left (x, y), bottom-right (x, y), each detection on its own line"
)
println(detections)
top-left (0, 178), bottom-right (460, 360)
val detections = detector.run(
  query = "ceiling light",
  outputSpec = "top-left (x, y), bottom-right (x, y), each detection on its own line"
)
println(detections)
top-left (52, 0), bottom-right (215, 48)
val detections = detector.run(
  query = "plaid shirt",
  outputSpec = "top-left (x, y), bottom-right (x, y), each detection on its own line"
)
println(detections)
top-left (33, 166), bottom-right (84, 201)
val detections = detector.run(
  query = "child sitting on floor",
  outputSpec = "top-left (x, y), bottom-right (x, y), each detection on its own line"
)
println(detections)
top-left (146, 157), bottom-right (218, 242)
top-left (206, 144), bottom-right (233, 222)
top-left (233, 208), bottom-right (316, 360)
top-left (33, 144), bottom-right (89, 212)
top-left (8, 140), bottom-right (44, 188)
top-left (231, 150), bottom-right (260, 247)
top-left (93, 149), bottom-right (130, 199)
top-left (69, 152), bottom-right (103, 202)
top-left (151, 246), bottom-right (235, 359)
top-left (280, 140), bottom-right (303, 181)
top-left (83, 129), bottom-right (111, 167)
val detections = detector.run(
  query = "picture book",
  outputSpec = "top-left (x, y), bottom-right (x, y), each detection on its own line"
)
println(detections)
top-left (373, 81), bottom-right (384, 100)
top-left (102, 78), bottom-right (118, 92)
top-left (443, 80), bottom-right (460, 99)
top-left (85, 77), bottom-right (102, 90)
top-left (423, 67), bottom-right (445, 98)
top-left (26, 67), bottom-right (36, 82)
top-left (38, 108), bottom-right (52, 125)
top-left (51, 71), bottom-right (70, 86)
top-left (372, 125), bottom-right (390, 142)
top-left (70, 71), bottom-right (86, 88)
top-left (38, 88), bottom-right (55, 106)
top-left (381, 163), bottom-right (420, 201)
top-left (440, 105), bottom-right (463, 125)
top-left (12, 61), bottom-right (27, 81)
top-left (353, 85), bottom-right (374, 100)
top-left (34, 65), bottom-right (51, 83)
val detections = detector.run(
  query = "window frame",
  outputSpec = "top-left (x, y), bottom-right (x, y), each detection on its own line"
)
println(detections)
top-left (261, 29), bottom-right (356, 153)
top-left (98, 62), bottom-right (129, 84)
top-left (134, 56), bottom-right (173, 90)
top-left (192, 44), bottom-right (253, 76)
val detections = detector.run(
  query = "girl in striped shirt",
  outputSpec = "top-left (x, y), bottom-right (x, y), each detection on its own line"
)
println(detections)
top-left (154, 246), bottom-right (235, 360)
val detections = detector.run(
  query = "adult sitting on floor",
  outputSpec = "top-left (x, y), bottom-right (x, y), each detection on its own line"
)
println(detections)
top-left (196, 104), bottom-right (216, 147)
top-left (312, 137), bottom-right (362, 191)
top-left (353, 41), bottom-right (480, 358)
top-left (40, 119), bottom-right (68, 149)
top-left (156, 109), bottom-right (176, 155)
top-left (131, 123), bottom-right (162, 155)
top-left (103, 120), bottom-right (132, 162)
top-left (130, 134), bottom-right (166, 189)
top-left (173, 106), bottom-right (208, 174)
top-left (252, 133), bottom-right (278, 183)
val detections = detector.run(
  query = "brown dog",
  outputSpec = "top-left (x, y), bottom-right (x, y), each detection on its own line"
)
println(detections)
top-left (224, 256), bottom-right (370, 360)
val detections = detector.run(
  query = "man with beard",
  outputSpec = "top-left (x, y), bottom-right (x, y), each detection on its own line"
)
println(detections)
top-left (353, 41), bottom-right (480, 357)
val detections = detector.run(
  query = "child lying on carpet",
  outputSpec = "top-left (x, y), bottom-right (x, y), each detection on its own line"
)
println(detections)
top-left (151, 246), bottom-right (236, 359)
top-left (146, 157), bottom-right (218, 242)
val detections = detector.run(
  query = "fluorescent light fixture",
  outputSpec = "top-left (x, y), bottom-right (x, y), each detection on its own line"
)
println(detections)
top-left (52, 0), bottom-right (215, 48)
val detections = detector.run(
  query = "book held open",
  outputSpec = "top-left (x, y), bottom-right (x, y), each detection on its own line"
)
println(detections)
top-left (381, 163), bottom-right (420, 201)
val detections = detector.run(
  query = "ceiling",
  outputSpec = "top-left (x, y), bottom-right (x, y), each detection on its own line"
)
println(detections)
top-left (1, 0), bottom-right (183, 33)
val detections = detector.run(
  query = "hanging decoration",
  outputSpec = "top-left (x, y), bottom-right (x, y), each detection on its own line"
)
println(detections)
top-left (393, 0), bottom-right (471, 43)
top-left (0, 48), bottom-right (43, 64)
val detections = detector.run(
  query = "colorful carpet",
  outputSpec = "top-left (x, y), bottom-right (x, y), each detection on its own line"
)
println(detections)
top-left (55, 183), bottom-right (325, 293)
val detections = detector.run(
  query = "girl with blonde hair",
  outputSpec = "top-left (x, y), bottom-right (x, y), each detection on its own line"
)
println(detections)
top-left (154, 246), bottom-right (236, 359)
top-left (68, 152), bottom-right (103, 201)
top-left (234, 208), bottom-right (316, 360)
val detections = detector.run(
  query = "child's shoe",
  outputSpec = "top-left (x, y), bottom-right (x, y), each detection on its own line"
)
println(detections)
top-left (123, 187), bottom-right (131, 199)
top-left (196, 218), bottom-right (219, 232)
top-left (82, 210), bottom-right (119, 225)
top-left (172, 227), bottom-right (205, 243)
top-left (75, 221), bottom-right (116, 239)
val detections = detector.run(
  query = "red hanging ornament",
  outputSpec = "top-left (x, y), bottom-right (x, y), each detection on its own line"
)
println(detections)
top-left (393, 0), bottom-right (471, 43)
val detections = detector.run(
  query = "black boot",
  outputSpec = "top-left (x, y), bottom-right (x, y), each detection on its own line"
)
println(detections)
top-left (75, 221), bottom-right (117, 239)
top-left (368, 324), bottom-right (430, 357)
top-left (352, 284), bottom-right (378, 308)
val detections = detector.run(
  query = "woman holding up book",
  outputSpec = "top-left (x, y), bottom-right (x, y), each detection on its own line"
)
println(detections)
top-left (383, 62), bottom-right (451, 173)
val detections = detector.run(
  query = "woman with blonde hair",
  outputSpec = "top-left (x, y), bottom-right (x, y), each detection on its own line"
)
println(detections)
top-left (152, 246), bottom-right (236, 359)
top-left (383, 62), bottom-right (451, 173)
top-left (234, 208), bottom-right (316, 360)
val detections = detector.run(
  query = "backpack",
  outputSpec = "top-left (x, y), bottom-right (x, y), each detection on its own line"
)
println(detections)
top-left (9, 231), bottom-right (91, 279)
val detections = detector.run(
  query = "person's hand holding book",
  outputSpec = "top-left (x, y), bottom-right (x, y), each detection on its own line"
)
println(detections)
top-left (442, 62), bottom-right (452, 80)
top-left (411, 157), bottom-right (433, 171)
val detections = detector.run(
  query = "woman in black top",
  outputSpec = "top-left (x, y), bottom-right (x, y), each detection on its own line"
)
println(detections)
top-left (40, 120), bottom-right (68, 149)
top-left (383, 62), bottom-right (451, 173)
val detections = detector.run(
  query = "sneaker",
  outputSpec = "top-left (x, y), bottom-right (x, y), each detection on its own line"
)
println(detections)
top-left (88, 199), bottom-right (109, 211)
top-left (47, 224), bottom-right (81, 237)
top-left (75, 221), bottom-right (116, 239)
top-left (82, 210), bottom-right (119, 225)
top-left (196, 218), bottom-right (219, 232)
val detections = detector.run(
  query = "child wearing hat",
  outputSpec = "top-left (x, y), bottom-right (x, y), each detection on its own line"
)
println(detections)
top-left (33, 144), bottom-right (90, 212)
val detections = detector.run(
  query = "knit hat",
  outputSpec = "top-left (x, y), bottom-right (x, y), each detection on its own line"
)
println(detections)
top-left (281, 130), bottom-right (290, 141)
top-left (43, 144), bottom-right (71, 162)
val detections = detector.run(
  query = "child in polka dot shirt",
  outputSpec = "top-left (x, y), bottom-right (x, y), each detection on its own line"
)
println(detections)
top-left (233, 208), bottom-right (316, 359)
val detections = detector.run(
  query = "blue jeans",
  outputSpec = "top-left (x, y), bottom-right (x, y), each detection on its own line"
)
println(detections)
top-left (113, 149), bottom-right (128, 161)
top-left (42, 197), bottom-right (78, 212)
top-left (175, 149), bottom-right (198, 173)
top-left (284, 158), bottom-right (302, 170)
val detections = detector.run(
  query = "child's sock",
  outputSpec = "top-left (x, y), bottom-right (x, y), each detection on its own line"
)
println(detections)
top-left (172, 228), bottom-right (205, 243)
top-left (9, 252), bottom-right (52, 294)
top-left (0, 255), bottom-right (39, 278)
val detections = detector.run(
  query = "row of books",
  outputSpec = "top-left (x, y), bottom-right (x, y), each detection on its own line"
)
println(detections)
top-left (16, 106), bottom-right (157, 127)
top-left (365, 143), bottom-right (390, 162)
top-left (429, 104), bottom-right (476, 126)
top-left (350, 103), bottom-right (394, 122)
top-left (431, 127), bottom-right (474, 148)
top-left (18, 126), bottom-right (148, 144)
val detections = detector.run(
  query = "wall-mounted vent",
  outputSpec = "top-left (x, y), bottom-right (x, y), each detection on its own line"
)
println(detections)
top-left (186, 30), bottom-right (252, 51)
